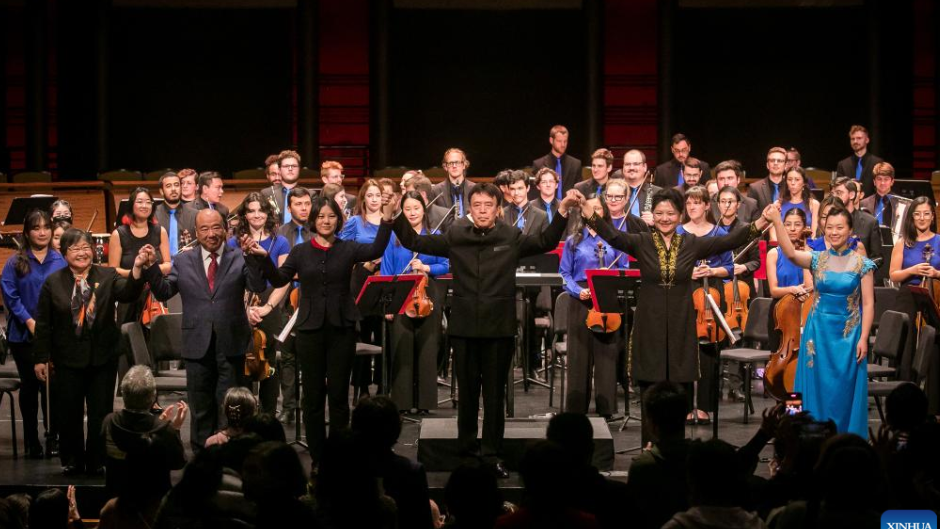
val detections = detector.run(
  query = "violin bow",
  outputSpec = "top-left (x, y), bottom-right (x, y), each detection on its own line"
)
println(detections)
top-left (397, 201), bottom-right (458, 275)
top-left (622, 170), bottom-right (652, 220)
top-left (601, 216), bottom-right (630, 270)
top-left (85, 209), bottom-right (98, 233)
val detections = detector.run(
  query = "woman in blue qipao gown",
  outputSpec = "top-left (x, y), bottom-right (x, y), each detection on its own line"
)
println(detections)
top-left (766, 204), bottom-right (876, 437)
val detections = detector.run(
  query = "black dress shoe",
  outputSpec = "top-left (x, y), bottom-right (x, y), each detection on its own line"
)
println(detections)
top-left (492, 462), bottom-right (510, 480)
top-left (26, 442), bottom-right (44, 459)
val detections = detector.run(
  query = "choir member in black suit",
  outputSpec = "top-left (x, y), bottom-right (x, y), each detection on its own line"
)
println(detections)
top-left (747, 147), bottom-right (788, 211)
top-left (532, 125), bottom-right (582, 200)
top-left (34, 229), bottom-right (147, 474)
top-left (559, 194), bottom-right (629, 418)
top-left (574, 148), bottom-right (614, 197)
top-left (430, 148), bottom-right (476, 220)
top-left (180, 172), bottom-right (229, 234)
top-left (620, 150), bottom-right (661, 226)
top-left (154, 171), bottom-right (196, 258)
top-left (709, 160), bottom-right (760, 223)
top-left (502, 171), bottom-right (548, 235)
top-left (528, 168), bottom-right (560, 221)
top-left (859, 161), bottom-right (901, 228)
top-left (830, 177), bottom-right (884, 266)
top-left (241, 196), bottom-right (394, 465)
top-left (261, 150), bottom-right (309, 226)
top-left (392, 184), bottom-right (579, 477)
top-left (654, 133), bottom-right (711, 189)
top-left (580, 188), bottom-right (773, 444)
top-left (835, 124), bottom-right (884, 197)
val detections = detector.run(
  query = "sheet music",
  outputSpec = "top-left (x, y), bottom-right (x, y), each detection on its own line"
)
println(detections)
top-left (277, 309), bottom-right (299, 342)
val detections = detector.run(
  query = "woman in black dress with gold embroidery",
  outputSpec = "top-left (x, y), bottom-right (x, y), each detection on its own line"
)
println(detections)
top-left (581, 188), bottom-right (773, 441)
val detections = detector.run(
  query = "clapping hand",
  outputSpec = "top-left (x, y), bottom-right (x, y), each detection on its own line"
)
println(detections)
top-left (239, 234), bottom-right (267, 257)
top-left (159, 400), bottom-right (189, 430)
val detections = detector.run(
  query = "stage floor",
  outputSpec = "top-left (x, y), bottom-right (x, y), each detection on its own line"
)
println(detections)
top-left (0, 367), bottom-right (888, 514)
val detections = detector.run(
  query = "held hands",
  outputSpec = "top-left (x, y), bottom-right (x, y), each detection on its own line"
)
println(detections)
top-left (381, 191), bottom-right (400, 220)
top-left (248, 305), bottom-right (269, 325)
top-left (762, 203), bottom-right (782, 223)
top-left (579, 288), bottom-right (592, 301)
top-left (159, 401), bottom-right (189, 430)
top-left (239, 234), bottom-right (268, 257)
top-left (134, 244), bottom-right (156, 269)
top-left (560, 189), bottom-right (584, 216)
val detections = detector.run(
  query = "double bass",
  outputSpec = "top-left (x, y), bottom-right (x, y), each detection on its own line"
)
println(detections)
top-left (693, 259), bottom-right (725, 343)
top-left (764, 229), bottom-right (813, 401)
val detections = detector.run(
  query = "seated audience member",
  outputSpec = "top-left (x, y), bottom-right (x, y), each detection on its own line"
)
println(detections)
top-left (663, 439), bottom-right (767, 529)
top-left (443, 464), bottom-right (504, 529)
top-left (29, 487), bottom-right (81, 529)
top-left (495, 440), bottom-right (597, 529)
top-left (626, 381), bottom-right (691, 529)
top-left (4, 494), bottom-right (30, 529)
top-left (206, 387), bottom-right (258, 447)
top-left (0, 497), bottom-right (25, 529)
top-left (768, 435), bottom-right (884, 529)
top-left (430, 499), bottom-right (444, 529)
top-left (153, 449), bottom-right (255, 529)
top-left (904, 422), bottom-right (940, 510)
top-left (315, 430), bottom-right (398, 529)
top-left (352, 396), bottom-right (433, 529)
top-left (241, 441), bottom-right (320, 529)
top-left (886, 382), bottom-right (929, 439)
top-left (243, 412), bottom-right (288, 443)
top-left (546, 412), bottom-right (628, 529)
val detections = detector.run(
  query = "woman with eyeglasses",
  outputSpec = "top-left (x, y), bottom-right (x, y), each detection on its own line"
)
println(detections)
top-left (33, 228), bottom-right (148, 475)
top-left (1, 210), bottom-right (67, 458)
top-left (108, 187), bottom-right (171, 324)
top-left (889, 196), bottom-right (940, 408)
top-left (559, 193), bottom-right (629, 418)
top-left (340, 179), bottom-right (392, 397)
top-left (581, 187), bottom-right (773, 443)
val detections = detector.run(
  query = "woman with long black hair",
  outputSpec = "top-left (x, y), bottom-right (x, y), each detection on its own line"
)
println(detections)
top-left (1, 210), bottom-right (67, 458)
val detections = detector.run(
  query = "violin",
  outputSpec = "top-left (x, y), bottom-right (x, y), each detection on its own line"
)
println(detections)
top-left (692, 260), bottom-right (725, 343)
top-left (764, 228), bottom-right (813, 401)
top-left (723, 251), bottom-right (751, 335)
top-left (406, 274), bottom-right (434, 318)
top-left (244, 293), bottom-right (273, 382)
top-left (913, 243), bottom-right (940, 330)
top-left (585, 242), bottom-right (622, 333)
top-left (140, 289), bottom-right (169, 327)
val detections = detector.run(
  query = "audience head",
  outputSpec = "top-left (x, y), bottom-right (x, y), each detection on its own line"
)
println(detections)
top-left (549, 125), bottom-right (569, 156)
top-left (886, 382), bottom-right (929, 433)
top-left (4, 494), bottom-right (30, 529)
top-left (222, 386), bottom-right (258, 431)
top-left (519, 440), bottom-right (575, 510)
top-left (159, 171), bottom-right (182, 205)
top-left (29, 488), bottom-right (69, 529)
top-left (241, 441), bottom-right (308, 505)
top-left (430, 499), bottom-right (444, 529)
top-left (849, 124), bottom-right (870, 155)
top-left (444, 464), bottom-right (503, 528)
top-left (547, 412), bottom-right (595, 466)
top-left (0, 497), bottom-right (25, 529)
top-left (351, 395), bottom-right (402, 452)
top-left (644, 381), bottom-right (688, 441)
top-left (687, 439), bottom-right (746, 507)
top-left (815, 434), bottom-right (885, 510)
top-left (772, 414), bottom-right (836, 479)
top-left (120, 365), bottom-right (157, 412)
top-left (321, 160), bottom-right (344, 186)
top-left (243, 413), bottom-right (287, 443)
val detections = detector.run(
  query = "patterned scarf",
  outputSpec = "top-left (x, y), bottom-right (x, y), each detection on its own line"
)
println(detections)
top-left (71, 276), bottom-right (97, 336)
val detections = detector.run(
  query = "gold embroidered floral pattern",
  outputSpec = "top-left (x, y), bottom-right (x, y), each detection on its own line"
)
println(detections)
top-left (844, 287), bottom-right (861, 337)
top-left (652, 231), bottom-right (682, 286)
top-left (813, 250), bottom-right (829, 284)
top-left (806, 339), bottom-right (815, 368)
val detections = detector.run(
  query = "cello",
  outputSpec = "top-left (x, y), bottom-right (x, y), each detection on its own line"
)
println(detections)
top-left (692, 259), bottom-right (725, 343)
top-left (723, 252), bottom-right (751, 336)
top-left (764, 229), bottom-right (813, 401)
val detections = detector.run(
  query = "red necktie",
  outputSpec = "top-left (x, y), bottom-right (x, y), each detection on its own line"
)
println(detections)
top-left (208, 252), bottom-right (218, 292)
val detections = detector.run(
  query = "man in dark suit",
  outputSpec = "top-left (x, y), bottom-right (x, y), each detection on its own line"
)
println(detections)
top-left (528, 167), bottom-right (560, 221)
top-left (830, 177), bottom-right (884, 268)
top-left (405, 174), bottom-right (455, 234)
top-left (142, 209), bottom-right (267, 451)
top-left (430, 148), bottom-right (476, 220)
top-left (619, 149), bottom-right (661, 227)
top-left (273, 187), bottom-right (313, 424)
top-left (574, 148), bottom-right (614, 197)
top-left (532, 124), bottom-right (582, 200)
top-left (321, 160), bottom-right (355, 213)
top-left (859, 161), bottom-right (900, 228)
top-left (393, 184), bottom-right (578, 477)
top-left (654, 133), bottom-right (710, 189)
top-left (836, 124), bottom-right (884, 198)
top-left (710, 160), bottom-right (760, 223)
top-left (181, 172), bottom-right (229, 236)
top-left (502, 171), bottom-right (548, 235)
top-left (261, 149), bottom-right (309, 226)
top-left (747, 147), bottom-right (788, 211)
top-left (153, 171), bottom-right (196, 258)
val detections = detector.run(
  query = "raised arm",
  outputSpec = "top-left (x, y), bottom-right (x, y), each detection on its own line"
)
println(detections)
top-left (768, 208), bottom-right (813, 269)
top-left (146, 258), bottom-right (180, 301)
top-left (694, 206), bottom-right (773, 260)
top-left (352, 221), bottom-right (393, 263)
top-left (393, 213), bottom-right (449, 257)
top-left (519, 191), bottom-right (581, 257)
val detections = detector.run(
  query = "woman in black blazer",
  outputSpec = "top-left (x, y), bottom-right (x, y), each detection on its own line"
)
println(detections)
top-left (33, 228), bottom-right (147, 475)
top-left (242, 196), bottom-right (394, 465)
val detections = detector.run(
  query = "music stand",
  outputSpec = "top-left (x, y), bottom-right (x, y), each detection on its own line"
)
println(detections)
top-left (3, 196), bottom-right (57, 225)
top-left (909, 286), bottom-right (940, 332)
top-left (516, 252), bottom-right (560, 393)
top-left (356, 274), bottom-right (423, 399)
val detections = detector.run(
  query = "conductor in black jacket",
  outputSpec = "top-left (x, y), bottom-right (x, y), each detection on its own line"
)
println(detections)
top-left (392, 184), bottom-right (579, 476)
top-left (34, 228), bottom-right (147, 475)
top-left (241, 196), bottom-right (394, 464)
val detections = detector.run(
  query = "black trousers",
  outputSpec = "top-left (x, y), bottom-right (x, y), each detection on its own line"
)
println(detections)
top-left (186, 333), bottom-right (246, 452)
top-left (694, 342), bottom-right (720, 413)
top-left (56, 359), bottom-right (117, 469)
top-left (565, 299), bottom-right (620, 416)
top-left (10, 341), bottom-right (51, 447)
top-left (296, 323), bottom-right (356, 464)
top-left (389, 309), bottom-right (442, 411)
top-left (279, 317), bottom-right (299, 413)
top-left (452, 336), bottom-right (514, 460)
